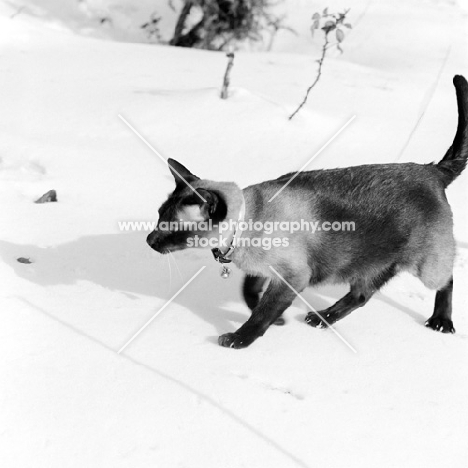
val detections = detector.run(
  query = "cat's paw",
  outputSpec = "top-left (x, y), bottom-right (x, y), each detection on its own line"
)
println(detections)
top-left (425, 317), bottom-right (455, 334)
top-left (305, 311), bottom-right (335, 328)
top-left (218, 332), bottom-right (255, 349)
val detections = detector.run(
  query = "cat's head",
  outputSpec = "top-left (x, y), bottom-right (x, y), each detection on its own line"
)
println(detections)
top-left (146, 159), bottom-right (242, 254)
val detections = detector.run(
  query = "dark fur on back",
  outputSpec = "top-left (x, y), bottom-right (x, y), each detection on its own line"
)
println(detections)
top-left (267, 163), bottom-right (448, 285)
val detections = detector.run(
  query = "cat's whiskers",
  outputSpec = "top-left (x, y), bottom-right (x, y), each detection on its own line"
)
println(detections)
top-left (166, 254), bottom-right (172, 292)
top-left (169, 250), bottom-right (184, 282)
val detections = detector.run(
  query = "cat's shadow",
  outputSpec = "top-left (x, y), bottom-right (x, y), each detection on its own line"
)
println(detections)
top-left (0, 232), bottom-right (250, 337)
top-left (1, 233), bottom-right (423, 342)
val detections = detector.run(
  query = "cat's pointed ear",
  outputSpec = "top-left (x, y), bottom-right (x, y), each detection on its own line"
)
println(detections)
top-left (168, 158), bottom-right (200, 189)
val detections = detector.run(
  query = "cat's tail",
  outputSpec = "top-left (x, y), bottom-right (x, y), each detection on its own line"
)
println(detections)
top-left (436, 75), bottom-right (468, 187)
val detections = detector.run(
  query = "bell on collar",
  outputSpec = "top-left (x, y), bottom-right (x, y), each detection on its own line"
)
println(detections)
top-left (220, 265), bottom-right (232, 279)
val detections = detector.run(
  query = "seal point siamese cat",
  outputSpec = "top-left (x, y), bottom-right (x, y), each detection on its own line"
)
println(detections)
top-left (147, 75), bottom-right (468, 349)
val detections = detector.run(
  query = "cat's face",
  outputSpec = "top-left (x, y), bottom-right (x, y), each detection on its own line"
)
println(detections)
top-left (146, 159), bottom-right (227, 254)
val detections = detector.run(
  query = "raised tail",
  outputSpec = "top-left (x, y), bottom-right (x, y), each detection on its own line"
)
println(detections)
top-left (436, 75), bottom-right (468, 187)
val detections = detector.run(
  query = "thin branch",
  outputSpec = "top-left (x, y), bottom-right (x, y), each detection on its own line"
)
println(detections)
top-left (220, 52), bottom-right (235, 99)
top-left (289, 33), bottom-right (330, 120)
top-left (170, 0), bottom-right (193, 46)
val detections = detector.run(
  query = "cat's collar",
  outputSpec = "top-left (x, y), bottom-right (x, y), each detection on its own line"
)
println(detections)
top-left (211, 198), bottom-right (246, 265)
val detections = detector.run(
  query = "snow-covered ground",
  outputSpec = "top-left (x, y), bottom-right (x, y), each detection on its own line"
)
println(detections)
top-left (1, 1), bottom-right (468, 467)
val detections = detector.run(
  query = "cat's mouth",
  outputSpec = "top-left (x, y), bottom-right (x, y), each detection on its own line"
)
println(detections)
top-left (148, 244), bottom-right (172, 255)
top-left (147, 241), bottom-right (169, 254)
top-left (146, 235), bottom-right (184, 255)
top-left (146, 230), bottom-right (192, 255)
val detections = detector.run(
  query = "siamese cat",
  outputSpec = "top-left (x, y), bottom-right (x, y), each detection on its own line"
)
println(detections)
top-left (147, 75), bottom-right (468, 349)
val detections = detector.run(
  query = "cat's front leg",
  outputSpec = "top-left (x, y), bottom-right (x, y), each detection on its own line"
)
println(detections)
top-left (218, 274), bottom-right (304, 349)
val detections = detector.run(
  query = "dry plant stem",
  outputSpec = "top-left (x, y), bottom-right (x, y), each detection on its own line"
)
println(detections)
top-left (289, 33), bottom-right (330, 120)
top-left (170, 0), bottom-right (193, 45)
top-left (221, 52), bottom-right (235, 99)
top-left (267, 27), bottom-right (278, 51)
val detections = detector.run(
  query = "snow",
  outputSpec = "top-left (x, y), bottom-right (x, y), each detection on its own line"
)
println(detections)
top-left (1, 0), bottom-right (468, 467)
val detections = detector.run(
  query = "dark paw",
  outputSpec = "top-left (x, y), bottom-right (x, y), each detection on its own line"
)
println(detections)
top-left (425, 317), bottom-right (455, 334)
top-left (274, 317), bottom-right (285, 326)
top-left (218, 332), bottom-right (255, 349)
top-left (305, 311), bottom-right (335, 328)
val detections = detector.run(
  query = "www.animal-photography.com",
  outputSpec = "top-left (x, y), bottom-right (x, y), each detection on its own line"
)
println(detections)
top-left (1, 1), bottom-right (468, 467)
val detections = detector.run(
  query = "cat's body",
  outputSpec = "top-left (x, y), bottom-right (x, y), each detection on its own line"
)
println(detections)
top-left (235, 163), bottom-right (454, 289)
top-left (147, 75), bottom-right (468, 349)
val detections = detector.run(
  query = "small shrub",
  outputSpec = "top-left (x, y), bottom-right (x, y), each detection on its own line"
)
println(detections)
top-left (289, 8), bottom-right (352, 120)
top-left (169, 0), bottom-right (286, 51)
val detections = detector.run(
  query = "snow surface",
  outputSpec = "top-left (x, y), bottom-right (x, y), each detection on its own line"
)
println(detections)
top-left (1, 0), bottom-right (468, 467)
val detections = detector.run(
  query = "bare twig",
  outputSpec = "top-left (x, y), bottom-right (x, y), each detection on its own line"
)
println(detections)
top-left (220, 52), bottom-right (235, 99)
top-left (289, 34), bottom-right (329, 120)
top-left (170, 0), bottom-right (193, 46)
top-left (266, 15), bottom-right (296, 52)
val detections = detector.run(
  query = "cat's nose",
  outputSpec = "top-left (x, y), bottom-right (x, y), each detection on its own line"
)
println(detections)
top-left (146, 231), bottom-right (160, 250)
